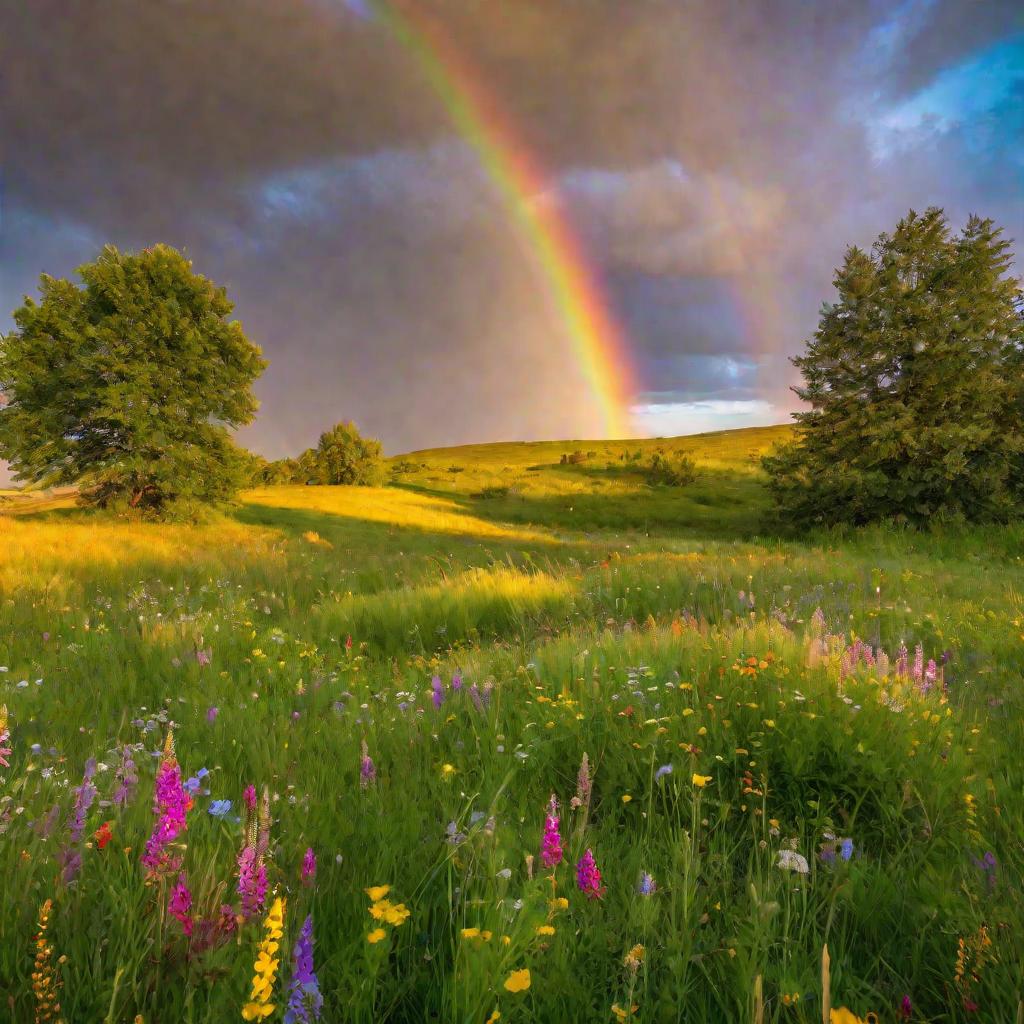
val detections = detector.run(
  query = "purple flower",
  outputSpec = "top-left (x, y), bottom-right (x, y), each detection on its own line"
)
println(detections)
top-left (431, 675), bottom-right (444, 709)
top-left (451, 672), bottom-right (462, 692)
top-left (540, 795), bottom-right (563, 869)
top-left (839, 838), bottom-right (854, 862)
top-left (195, 648), bottom-right (212, 667)
top-left (301, 847), bottom-right (317, 885)
top-left (359, 740), bottom-right (376, 789)
top-left (206, 706), bottom-right (219, 723)
top-left (972, 851), bottom-right (997, 890)
top-left (900, 994), bottom-right (913, 1020)
top-left (576, 848), bottom-right (604, 900)
top-left (58, 760), bottom-right (97, 884)
top-left (284, 915), bottom-right (323, 1023)
top-left (112, 745), bottom-right (138, 807)
top-left (655, 763), bottom-right (673, 781)
top-left (243, 784), bottom-right (257, 812)
top-left (638, 872), bottom-right (656, 896)
top-left (469, 684), bottom-right (484, 713)
top-left (68, 759), bottom-right (97, 844)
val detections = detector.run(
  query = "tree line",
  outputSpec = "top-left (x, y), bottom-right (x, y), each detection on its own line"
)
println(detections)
top-left (1, 208), bottom-right (1021, 526)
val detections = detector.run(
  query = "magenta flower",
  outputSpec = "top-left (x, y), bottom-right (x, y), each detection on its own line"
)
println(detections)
top-left (431, 675), bottom-right (444, 709)
top-left (169, 873), bottom-right (194, 936)
top-left (540, 794), bottom-right (563, 869)
top-left (576, 848), bottom-right (604, 899)
top-left (237, 844), bottom-right (268, 919)
top-left (243, 784), bottom-right (258, 813)
top-left (206, 706), bottom-right (219, 723)
top-left (141, 736), bottom-right (189, 878)
top-left (301, 847), bottom-right (317, 885)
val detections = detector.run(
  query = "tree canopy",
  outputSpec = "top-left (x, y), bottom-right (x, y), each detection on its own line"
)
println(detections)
top-left (0, 244), bottom-right (266, 513)
top-left (764, 208), bottom-right (1024, 527)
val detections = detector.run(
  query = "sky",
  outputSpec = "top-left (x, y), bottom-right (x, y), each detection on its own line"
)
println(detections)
top-left (1, 0), bottom-right (1022, 481)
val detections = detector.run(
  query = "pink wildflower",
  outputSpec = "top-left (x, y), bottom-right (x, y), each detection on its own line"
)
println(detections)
top-left (237, 844), bottom-right (268, 919)
top-left (301, 847), bottom-right (317, 886)
top-left (540, 795), bottom-right (563, 869)
top-left (576, 848), bottom-right (605, 899)
top-left (141, 733), bottom-right (189, 878)
top-left (169, 873), bottom-right (194, 936)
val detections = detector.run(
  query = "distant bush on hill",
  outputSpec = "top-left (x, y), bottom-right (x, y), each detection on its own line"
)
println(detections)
top-left (646, 452), bottom-right (699, 487)
top-left (560, 450), bottom-right (596, 465)
top-left (299, 422), bottom-right (385, 485)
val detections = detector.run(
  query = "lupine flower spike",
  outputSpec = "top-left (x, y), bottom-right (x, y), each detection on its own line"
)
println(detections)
top-left (284, 914), bottom-right (323, 1023)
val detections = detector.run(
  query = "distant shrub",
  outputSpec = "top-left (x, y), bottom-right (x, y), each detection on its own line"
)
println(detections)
top-left (646, 453), bottom-right (699, 487)
top-left (560, 450), bottom-right (588, 465)
top-left (448, 465), bottom-right (464, 474)
top-left (474, 484), bottom-right (511, 499)
top-left (391, 459), bottom-right (419, 474)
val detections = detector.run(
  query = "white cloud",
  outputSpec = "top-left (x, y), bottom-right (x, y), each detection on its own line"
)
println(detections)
top-left (631, 399), bottom-right (780, 437)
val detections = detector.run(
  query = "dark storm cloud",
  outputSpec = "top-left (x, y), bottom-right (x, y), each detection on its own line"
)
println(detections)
top-left (1, 0), bottom-right (1022, 480)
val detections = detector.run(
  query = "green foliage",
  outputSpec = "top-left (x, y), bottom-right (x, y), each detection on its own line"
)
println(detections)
top-left (645, 451), bottom-right (699, 487)
top-left (296, 421), bottom-right (385, 485)
top-left (0, 244), bottom-right (266, 514)
top-left (764, 209), bottom-right (1024, 527)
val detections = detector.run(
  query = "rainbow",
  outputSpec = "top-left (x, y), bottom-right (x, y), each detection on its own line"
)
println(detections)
top-left (353, 0), bottom-right (637, 438)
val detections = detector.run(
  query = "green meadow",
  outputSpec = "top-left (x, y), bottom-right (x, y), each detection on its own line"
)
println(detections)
top-left (1, 424), bottom-right (1022, 1022)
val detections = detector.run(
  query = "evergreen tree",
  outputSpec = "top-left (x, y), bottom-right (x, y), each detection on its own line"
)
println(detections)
top-left (764, 208), bottom-right (1024, 527)
top-left (0, 245), bottom-right (266, 514)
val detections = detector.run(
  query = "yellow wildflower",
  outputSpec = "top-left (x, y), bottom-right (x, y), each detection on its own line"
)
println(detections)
top-left (536, 925), bottom-right (555, 936)
top-left (365, 885), bottom-right (390, 902)
top-left (242, 897), bottom-right (286, 1021)
top-left (461, 927), bottom-right (481, 939)
top-left (692, 773), bottom-right (712, 787)
top-left (367, 928), bottom-right (386, 944)
top-left (485, 1011), bottom-right (501, 1023)
top-left (503, 968), bottom-right (531, 993)
top-left (621, 794), bottom-right (632, 804)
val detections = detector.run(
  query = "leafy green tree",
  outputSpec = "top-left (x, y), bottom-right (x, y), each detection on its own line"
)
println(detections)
top-left (0, 244), bottom-right (267, 513)
top-left (764, 209), bottom-right (1024, 527)
top-left (301, 421), bottom-right (384, 485)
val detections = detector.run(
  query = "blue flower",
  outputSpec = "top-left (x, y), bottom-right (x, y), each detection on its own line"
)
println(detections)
top-left (638, 872), bottom-right (656, 895)
top-left (183, 767), bottom-right (209, 795)
top-left (208, 799), bottom-right (233, 818)
top-left (655, 764), bottom-right (673, 781)
top-left (839, 838), bottom-right (854, 862)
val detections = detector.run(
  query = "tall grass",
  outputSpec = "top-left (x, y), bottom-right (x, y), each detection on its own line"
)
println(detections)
top-left (0, 427), bottom-right (1020, 1021)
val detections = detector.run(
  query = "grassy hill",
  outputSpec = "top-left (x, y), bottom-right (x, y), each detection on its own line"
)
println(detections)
top-left (0, 424), bottom-right (1022, 1021)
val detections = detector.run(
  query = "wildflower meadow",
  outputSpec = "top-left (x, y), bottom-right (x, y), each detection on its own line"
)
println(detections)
top-left (1, 429), bottom-right (1022, 1021)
